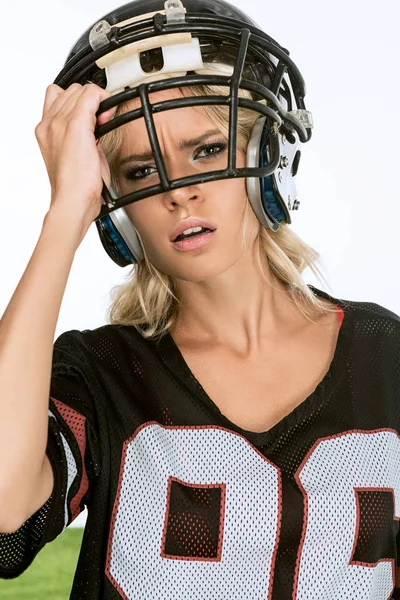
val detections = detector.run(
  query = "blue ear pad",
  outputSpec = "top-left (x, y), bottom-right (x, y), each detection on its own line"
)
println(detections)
top-left (246, 116), bottom-right (287, 232)
top-left (96, 205), bottom-right (144, 267)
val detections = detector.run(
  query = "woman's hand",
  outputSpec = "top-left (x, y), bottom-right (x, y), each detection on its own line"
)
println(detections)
top-left (35, 82), bottom-right (116, 232)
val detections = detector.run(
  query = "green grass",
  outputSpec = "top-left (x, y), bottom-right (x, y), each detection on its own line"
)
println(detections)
top-left (0, 527), bottom-right (83, 600)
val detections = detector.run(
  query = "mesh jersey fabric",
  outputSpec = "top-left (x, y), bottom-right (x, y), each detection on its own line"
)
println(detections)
top-left (1, 283), bottom-right (400, 599)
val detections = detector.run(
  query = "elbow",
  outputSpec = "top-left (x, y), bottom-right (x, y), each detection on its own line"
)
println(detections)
top-left (0, 488), bottom-right (28, 534)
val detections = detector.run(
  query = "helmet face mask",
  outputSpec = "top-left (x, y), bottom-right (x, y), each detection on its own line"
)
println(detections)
top-left (55, 0), bottom-right (314, 266)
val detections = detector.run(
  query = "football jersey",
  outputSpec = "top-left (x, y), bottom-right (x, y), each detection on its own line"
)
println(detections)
top-left (1, 284), bottom-right (400, 599)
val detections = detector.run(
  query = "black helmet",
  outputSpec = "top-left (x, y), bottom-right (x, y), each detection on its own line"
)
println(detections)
top-left (55, 0), bottom-right (313, 266)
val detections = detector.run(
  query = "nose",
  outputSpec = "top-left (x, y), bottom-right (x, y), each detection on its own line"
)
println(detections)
top-left (163, 164), bottom-right (203, 209)
top-left (165, 186), bottom-right (201, 209)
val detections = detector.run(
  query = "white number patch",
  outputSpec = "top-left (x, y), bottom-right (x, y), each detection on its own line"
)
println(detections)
top-left (105, 426), bottom-right (400, 599)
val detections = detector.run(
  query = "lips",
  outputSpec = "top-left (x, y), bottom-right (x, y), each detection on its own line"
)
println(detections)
top-left (170, 217), bottom-right (217, 242)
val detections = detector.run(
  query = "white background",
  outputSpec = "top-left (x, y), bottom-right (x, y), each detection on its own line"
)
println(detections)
top-left (1, 0), bottom-right (399, 528)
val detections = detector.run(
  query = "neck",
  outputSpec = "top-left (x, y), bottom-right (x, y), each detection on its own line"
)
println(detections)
top-left (170, 243), bottom-right (302, 356)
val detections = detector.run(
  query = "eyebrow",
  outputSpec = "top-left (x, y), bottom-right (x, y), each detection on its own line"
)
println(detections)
top-left (119, 129), bottom-right (223, 166)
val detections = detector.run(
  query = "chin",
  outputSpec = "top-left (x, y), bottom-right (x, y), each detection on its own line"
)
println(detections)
top-left (144, 238), bottom-right (244, 281)
top-left (158, 256), bottom-right (240, 283)
top-left (160, 266), bottom-right (219, 283)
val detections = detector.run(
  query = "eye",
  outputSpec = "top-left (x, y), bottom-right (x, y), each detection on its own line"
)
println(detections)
top-left (194, 141), bottom-right (228, 160)
top-left (122, 140), bottom-right (228, 182)
top-left (123, 165), bottom-right (157, 182)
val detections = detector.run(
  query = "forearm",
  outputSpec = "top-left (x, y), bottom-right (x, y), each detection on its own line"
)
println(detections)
top-left (0, 207), bottom-right (84, 525)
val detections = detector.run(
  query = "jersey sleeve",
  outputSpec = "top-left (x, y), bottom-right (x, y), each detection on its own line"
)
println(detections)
top-left (0, 329), bottom-right (102, 579)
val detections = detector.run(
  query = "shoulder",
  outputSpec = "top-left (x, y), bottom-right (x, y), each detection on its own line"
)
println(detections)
top-left (54, 324), bottom-right (149, 363)
top-left (326, 292), bottom-right (400, 362)
top-left (336, 293), bottom-right (400, 330)
top-left (308, 287), bottom-right (400, 354)
top-left (310, 283), bottom-right (400, 327)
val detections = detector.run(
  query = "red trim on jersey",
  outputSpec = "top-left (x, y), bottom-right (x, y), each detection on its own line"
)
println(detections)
top-left (335, 304), bottom-right (345, 327)
top-left (52, 398), bottom-right (89, 522)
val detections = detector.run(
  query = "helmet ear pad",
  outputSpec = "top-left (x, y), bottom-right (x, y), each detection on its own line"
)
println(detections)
top-left (246, 116), bottom-right (287, 232)
top-left (96, 187), bottom-right (144, 267)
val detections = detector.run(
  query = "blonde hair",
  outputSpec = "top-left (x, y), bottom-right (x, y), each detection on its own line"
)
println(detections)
top-left (100, 81), bottom-right (336, 338)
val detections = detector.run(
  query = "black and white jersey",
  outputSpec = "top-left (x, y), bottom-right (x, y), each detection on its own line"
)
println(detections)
top-left (1, 284), bottom-right (400, 600)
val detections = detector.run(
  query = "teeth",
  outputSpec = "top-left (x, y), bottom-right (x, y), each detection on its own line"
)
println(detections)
top-left (182, 227), bottom-right (203, 235)
top-left (174, 226), bottom-right (214, 242)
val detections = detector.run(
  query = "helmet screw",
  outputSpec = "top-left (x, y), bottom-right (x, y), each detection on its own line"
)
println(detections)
top-left (280, 156), bottom-right (289, 169)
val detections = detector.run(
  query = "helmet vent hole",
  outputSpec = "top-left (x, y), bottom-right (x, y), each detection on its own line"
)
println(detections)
top-left (292, 150), bottom-right (301, 177)
top-left (140, 47), bottom-right (164, 74)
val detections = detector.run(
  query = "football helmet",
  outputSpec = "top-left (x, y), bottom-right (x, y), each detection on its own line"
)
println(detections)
top-left (54, 0), bottom-right (314, 266)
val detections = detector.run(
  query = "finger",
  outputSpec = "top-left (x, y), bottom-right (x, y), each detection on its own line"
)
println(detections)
top-left (97, 105), bottom-right (118, 127)
top-left (91, 86), bottom-right (116, 127)
top-left (95, 88), bottom-right (118, 127)
top-left (69, 84), bottom-right (113, 129)
top-left (42, 84), bottom-right (64, 119)
top-left (42, 83), bottom-right (84, 120)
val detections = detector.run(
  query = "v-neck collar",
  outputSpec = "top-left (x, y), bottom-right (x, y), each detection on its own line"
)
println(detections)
top-left (152, 285), bottom-right (354, 448)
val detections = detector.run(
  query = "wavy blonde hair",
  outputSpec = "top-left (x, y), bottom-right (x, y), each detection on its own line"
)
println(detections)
top-left (100, 80), bottom-right (336, 338)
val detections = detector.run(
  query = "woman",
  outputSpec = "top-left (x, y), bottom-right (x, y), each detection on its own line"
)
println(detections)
top-left (1, 0), bottom-right (400, 598)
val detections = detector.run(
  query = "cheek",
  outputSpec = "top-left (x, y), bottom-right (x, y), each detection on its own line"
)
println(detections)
top-left (124, 204), bottom-right (149, 239)
top-left (125, 205), bottom-right (165, 257)
top-left (215, 178), bottom-right (248, 216)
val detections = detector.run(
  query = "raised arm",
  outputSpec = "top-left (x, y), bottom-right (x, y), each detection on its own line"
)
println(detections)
top-left (0, 83), bottom-right (114, 533)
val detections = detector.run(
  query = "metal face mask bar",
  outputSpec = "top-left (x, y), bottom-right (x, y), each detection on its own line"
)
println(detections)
top-left (54, 0), bottom-right (313, 223)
